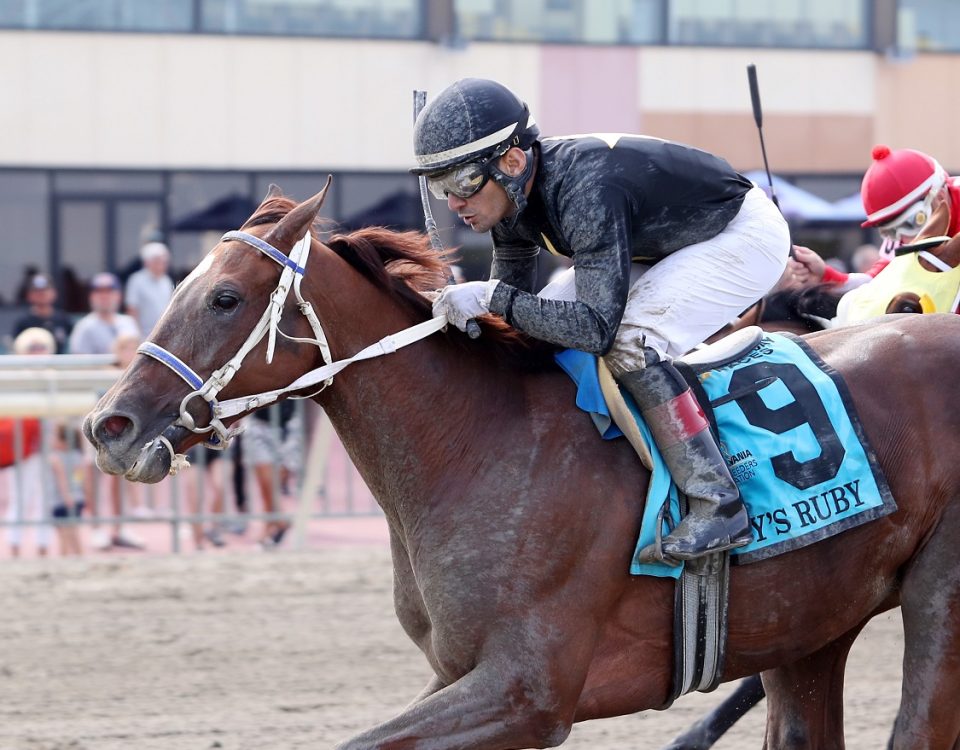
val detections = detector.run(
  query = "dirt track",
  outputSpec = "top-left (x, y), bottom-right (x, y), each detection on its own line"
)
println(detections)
top-left (0, 547), bottom-right (903, 749)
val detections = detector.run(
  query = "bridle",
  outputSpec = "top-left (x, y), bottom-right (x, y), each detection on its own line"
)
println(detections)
top-left (135, 227), bottom-right (446, 474)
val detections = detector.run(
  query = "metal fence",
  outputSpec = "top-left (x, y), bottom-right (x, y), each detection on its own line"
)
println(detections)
top-left (0, 354), bottom-right (380, 557)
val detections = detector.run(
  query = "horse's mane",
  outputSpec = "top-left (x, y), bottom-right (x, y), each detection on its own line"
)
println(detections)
top-left (242, 197), bottom-right (558, 371)
top-left (761, 283), bottom-right (842, 332)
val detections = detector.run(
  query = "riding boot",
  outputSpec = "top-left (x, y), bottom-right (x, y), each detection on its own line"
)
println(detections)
top-left (617, 348), bottom-right (752, 563)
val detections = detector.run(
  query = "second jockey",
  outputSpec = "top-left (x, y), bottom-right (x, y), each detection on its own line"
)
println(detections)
top-left (414, 78), bottom-right (791, 563)
top-left (795, 144), bottom-right (960, 292)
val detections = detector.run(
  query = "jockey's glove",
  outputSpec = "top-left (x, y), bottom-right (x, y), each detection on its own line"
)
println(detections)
top-left (432, 279), bottom-right (500, 332)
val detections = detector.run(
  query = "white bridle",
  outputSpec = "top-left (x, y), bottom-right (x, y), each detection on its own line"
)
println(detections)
top-left (136, 228), bottom-right (446, 473)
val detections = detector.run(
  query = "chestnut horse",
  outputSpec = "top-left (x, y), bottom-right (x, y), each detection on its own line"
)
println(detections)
top-left (84, 186), bottom-right (960, 749)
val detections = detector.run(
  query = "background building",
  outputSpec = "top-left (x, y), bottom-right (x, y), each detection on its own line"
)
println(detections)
top-left (0, 0), bottom-right (956, 312)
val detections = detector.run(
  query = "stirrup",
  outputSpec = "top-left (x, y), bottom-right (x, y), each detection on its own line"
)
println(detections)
top-left (636, 499), bottom-right (682, 567)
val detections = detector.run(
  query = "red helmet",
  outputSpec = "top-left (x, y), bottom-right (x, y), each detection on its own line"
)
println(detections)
top-left (861, 145), bottom-right (946, 227)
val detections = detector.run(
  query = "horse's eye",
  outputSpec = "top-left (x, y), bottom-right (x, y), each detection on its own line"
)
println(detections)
top-left (213, 293), bottom-right (239, 311)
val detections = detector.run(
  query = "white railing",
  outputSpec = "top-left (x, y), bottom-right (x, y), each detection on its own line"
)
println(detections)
top-left (0, 355), bottom-right (380, 557)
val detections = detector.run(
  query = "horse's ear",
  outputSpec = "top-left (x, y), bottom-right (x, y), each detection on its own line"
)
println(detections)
top-left (263, 183), bottom-right (283, 201)
top-left (264, 175), bottom-right (333, 249)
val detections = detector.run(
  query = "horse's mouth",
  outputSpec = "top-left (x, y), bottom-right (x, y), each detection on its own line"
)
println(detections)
top-left (123, 434), bottom-right (177, 483)
top-left (85, 415), bottom-right (193, 484)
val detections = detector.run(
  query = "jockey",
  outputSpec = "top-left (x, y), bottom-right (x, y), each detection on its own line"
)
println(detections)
top-left (792, 145), bottom-right (959, 292)
top-left (414, 78), bottom-right (791, 563)
top-left (861, 144), bottom-right (960, 250)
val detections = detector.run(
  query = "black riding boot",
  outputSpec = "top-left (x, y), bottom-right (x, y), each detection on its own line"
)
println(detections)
top-left (617, 348), bottom-right (752, 563)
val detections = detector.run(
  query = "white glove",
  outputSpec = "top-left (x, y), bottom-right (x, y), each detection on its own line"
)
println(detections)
top-left (432, 280), bottom-right (500, 332)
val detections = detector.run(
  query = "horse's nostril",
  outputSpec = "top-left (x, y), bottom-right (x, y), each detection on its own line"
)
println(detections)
top-left (99, 415), bottom-right (132, 441)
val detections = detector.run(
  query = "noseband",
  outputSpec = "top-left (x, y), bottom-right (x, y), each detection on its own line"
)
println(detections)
top-left (136, 229), bottom-right (446, 473)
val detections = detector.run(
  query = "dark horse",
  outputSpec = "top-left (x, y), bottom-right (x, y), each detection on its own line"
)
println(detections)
top-left (84, 186), bottom-right (960, 749)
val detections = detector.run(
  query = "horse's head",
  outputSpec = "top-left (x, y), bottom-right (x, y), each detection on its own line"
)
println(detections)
top-left (83, 181), bottom-right (335, 483)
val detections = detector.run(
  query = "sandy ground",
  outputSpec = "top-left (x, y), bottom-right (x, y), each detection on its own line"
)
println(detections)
top-left (0, 544), bottom-right (904, 750)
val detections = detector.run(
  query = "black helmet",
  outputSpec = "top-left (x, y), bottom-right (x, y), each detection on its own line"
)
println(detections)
top-left (411, 78), bottom-right (540, 176)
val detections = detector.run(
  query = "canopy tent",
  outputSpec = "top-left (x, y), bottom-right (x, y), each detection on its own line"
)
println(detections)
top-left (742, 171), bottom-right (861, 225)
top-left (171, 194), bottom-right (260, 231)
top-left (829, 192), bottom-right (868, 223)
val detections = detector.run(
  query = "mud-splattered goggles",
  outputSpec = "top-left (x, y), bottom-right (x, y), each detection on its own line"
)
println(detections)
top-left (426, 162), bottom-right (491, 200)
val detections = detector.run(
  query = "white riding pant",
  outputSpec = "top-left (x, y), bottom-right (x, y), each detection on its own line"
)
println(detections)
top-left (539, 186), bottom-right (790, 376)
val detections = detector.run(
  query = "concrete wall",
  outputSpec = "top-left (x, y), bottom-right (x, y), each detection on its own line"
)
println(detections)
top-left (1, 30), bottom-right (958, 173)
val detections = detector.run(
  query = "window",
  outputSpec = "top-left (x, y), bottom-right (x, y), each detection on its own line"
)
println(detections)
top-left (667, 0), bottom-right (868, 48)
top-left (0, 172), bottom-right (49, 306)
top-left (201, 0), bottom-right (422, 38)
top-left (898, 0), bottom-right (960, 52)
top-left (0, 0), bottom-right (195, 31)
top-left (454, 0), bottom-right (663, 44)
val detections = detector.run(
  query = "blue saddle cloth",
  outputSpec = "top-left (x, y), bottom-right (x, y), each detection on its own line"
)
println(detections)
top-left (556, 333), bottom-right (897, 579)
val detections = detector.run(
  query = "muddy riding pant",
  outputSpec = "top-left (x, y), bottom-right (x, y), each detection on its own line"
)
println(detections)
top-left (610, 186), bottom-right (789, 372)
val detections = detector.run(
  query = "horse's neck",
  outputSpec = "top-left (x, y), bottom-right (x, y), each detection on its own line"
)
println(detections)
top-left (925, 236), bottom-right (960, 269)
top-left (317, 322), bottom-right (494, 526)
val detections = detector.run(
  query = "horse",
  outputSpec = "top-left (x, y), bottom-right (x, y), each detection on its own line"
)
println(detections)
top-left (83, 185), bottom-right (960, 749)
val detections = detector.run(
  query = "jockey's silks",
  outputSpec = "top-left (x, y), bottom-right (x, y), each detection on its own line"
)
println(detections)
top-left (840, 252), bottom-right (960, 322)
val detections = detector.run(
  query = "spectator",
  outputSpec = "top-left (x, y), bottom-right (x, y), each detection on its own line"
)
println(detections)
top-left (71, 284), bottom-right (144, 551)
top-left (244, 402), bottom-right (301, 548)
top-left (49, 423), bottom-right (85, 557)
top-left (183, 446), bottom-right (228, 550)
top-left (68, 272), bottom-right (140, 355)
top-left (124, 241), bottom-right (174, 337)
top-left (12, 273), bottom-right (74, 353)
top-left (3, 328), bottom-right (55, 558)
top-left (851, 243), bottom-right (881, 274)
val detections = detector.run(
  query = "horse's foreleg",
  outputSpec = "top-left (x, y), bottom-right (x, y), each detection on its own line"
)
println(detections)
top-left (761, 623), bottom-right (865, 750)
top-left (660, 675), bottom-right (765, 750)
top-left (403, 674), bottom-right (447, 709)
top-left (335, 657), bottom-right (584, 750)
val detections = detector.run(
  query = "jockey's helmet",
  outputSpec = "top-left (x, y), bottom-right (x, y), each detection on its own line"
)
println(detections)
top-left (860, 145), bottom-right (946, 235)
top-left (411, 78), bottom-right (540, 219)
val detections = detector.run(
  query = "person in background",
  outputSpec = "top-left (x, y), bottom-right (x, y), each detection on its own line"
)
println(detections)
top-left (182, 445), bottom-right (228, 550)
top-left (3, 328), bottom-right (55, 558)
top-left (76, 325), bottom-right (146, 551)
top-left (49, 423), bottom-right (85, 556)
top-left (851, 243), bottom-right (881, 274)
top-left (245, 402), bottom-right (301, 548)
top-left (68, 273), bottom-right (140, 355)
top-left (124, 241), bottom-right (174, 338)
top-left (11, 273), bottom-right (74, 353)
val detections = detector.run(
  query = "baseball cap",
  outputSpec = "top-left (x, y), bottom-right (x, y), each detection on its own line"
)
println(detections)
top-left (28, 273), bottom-right (51, 291)
top-left (90, 272), bottom-right (121, 291)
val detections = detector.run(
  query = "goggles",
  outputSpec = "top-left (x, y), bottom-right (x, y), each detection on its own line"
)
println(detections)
top-left (426, 161), bottom-right (491, 201)
top-left (877, 195), bottom-right (936, 241)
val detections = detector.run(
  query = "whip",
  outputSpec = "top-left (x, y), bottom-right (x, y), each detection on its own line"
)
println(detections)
top-left (413, 90), bottom-right (481, 339)
top-left (747, 64), bottom-right (779, 210)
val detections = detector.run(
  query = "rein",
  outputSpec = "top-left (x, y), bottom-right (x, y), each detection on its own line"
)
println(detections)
top-left (136, 229), bottom-right (446, 471)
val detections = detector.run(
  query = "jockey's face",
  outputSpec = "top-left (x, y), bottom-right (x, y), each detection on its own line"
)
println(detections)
top-left (446, 176), bottom-right (513, 233)
top-left (877, 187), bottom-right (948, 256)
top-left (445, 148), bottom-right (529, 234)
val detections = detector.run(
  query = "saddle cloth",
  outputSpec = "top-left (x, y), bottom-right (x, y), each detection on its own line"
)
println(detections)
top-left (556, 331), bottom-right (897, 578)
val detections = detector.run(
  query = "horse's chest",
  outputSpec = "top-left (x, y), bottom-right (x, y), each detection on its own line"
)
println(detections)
top-left (394, 564), bottom-right (488, 680)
